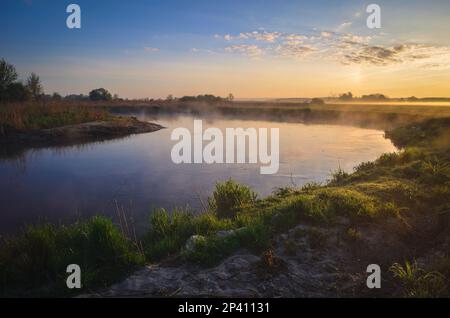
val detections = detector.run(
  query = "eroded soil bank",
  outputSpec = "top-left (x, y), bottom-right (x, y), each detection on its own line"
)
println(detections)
top-left (0, 116), bottom-right (164, 145)
top-left (0, 116), bottom-right (164, 160)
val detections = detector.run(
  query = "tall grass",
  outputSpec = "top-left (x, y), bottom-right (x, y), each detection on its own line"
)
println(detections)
top-left (208, 179), bottom-right (257, 219)
top-left (0, 101), bottom-right (109, 135)
top-left (390, 261), bottom-right (448, 297)
top-left (0, 216), bottom-right (144, 296)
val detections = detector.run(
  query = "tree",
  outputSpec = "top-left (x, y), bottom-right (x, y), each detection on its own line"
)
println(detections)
top-left (166, 94), bottom-right (174, 101)
top-left (310, 98), bottom-right (325, 105)
top-left (52, 92), bottom-right (62, 101)
top-left (89, 88), bottom-right (112, 101)
top-left (339, 92), bottom-right (353, 101)
top-left (26, 73), bottom-right (43, 100)
top-left (361, 93), bottom-right (388, 101)
top-left (4, 82), bottom-right (30, 101)
top-left (0, 59), bottom-right (18, 100)
top-left (227, 93), bottom-right (234, 102)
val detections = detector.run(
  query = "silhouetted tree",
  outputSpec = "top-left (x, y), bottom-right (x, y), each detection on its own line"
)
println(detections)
top-left (227, 93), bottom-right (234, 102)
top-left (4, 82), bottom-right (30, 101)
top-left (0, 58), bottom-right (19, 101)
top-left (339, 92), bottom-right (353, 101)
top-left (89, 88), bottom-right (112, 101)
top-left (361, 93), bottom-right (388, 101)
top-left (310, 98), bottom-right (325, 105)
top-left (52, 92), bottom-right (62, 101)
top-left (26, 73), bottom-right (43, 100)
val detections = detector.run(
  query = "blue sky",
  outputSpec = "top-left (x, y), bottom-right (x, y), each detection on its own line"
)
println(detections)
top-left (1, 0), bottom-right (450, 98)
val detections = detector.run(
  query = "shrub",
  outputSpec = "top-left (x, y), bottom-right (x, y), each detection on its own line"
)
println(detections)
top-left (316, 188), bottom-right (377, 220)
top-left (0, 216), bottom-right (143, 296)
top-left (144, 208), bottom-right (231, 261)
top-left (208, 179), bottom-right (257, 219)
top-left (183, 235), bottom-right (240, 266)
top-left (329, 167), bottom-right (350, 184)
top-left (390, 261), bottom-right (448, 297)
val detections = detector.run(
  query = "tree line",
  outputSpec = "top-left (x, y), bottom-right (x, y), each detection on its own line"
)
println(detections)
top-left (0, 59), bottom-right (43, 102)
top-left (0, 58), bottom-right (119, 103)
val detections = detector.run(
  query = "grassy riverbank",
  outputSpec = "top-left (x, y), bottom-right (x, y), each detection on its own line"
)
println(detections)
top-left (0, 101), bottom-right (110, 136)
top-left (104, 100), bottom-right (450, 130)
top-left (0, 102), bottom-right (163, 161)
top-left (0, 116), bottom-right (449, 297)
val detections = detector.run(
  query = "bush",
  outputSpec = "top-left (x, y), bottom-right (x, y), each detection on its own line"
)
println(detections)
top-left (208, 179), bottom-right (257, 219)
top-left (0, 216), bottom-right (143, 296)
top-left (390, 261), bottom-right (448, 297)
top-left (144, 208), bottom-right (232, 261)
top-left (89, 88), bottom-right (112, 101)
top-left (310, 98), bottom-right (325, 105)
top-left (316, 188), bottom-right (377, 220)
top-left (329, 167), bottom-right (350, 184)
top-left (183, 235), bottom-right (240, 266)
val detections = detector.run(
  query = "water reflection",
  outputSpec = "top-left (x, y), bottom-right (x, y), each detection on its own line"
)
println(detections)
top-left (0, 113), bottom-right (397, 234)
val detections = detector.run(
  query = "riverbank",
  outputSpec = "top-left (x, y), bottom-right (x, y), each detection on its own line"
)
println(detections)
top-left (0, 116), bottom-right (164, 146)
top-left (103, 100), bottom-right (450, 130)
top-left (1, 116), bottom-right (449, 297)
top-left (0, 102), bottom-right (164, 160)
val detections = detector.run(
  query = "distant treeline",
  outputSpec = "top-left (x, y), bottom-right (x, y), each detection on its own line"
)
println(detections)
top-left (0, 58), bottom-right (125, 103)
top-left (336, 91), bottom-right (450, 102)
top-left (3, 57), bottom-right (449, 105)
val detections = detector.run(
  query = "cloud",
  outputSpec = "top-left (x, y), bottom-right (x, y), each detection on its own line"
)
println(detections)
top-left (144, 47), bottom-right (159, 52)
top-left (320, 31), bottom-right (334, 38)
top-left (336, 22), bottom-right (352, 31)
top-left (190, 48), bottom-right (217, 54)
top-left (216, 29), bottom-right (450, 69)
top-left (218, 30), bottom-right (282, 43)
top-left (240, 31), bottom-right (282, 42)
top-left (336, 43), bottom-right (450, 68)
top-left (225, 44), bottom-right (263, 58)
top-left (275, 43), bottom-right (316, 59)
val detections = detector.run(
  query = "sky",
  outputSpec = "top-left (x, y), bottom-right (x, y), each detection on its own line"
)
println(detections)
top-left (1, 0), bottom-right (450, 99)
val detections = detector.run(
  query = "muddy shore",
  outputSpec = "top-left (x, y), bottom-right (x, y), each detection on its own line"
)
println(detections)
top-left (0, 116), bottom-right (164, 147)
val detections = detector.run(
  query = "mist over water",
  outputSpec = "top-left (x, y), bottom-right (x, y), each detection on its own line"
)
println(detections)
top-left (0, 113), bottom-right (397, 234)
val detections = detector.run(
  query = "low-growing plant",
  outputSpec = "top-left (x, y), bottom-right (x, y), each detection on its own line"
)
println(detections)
top-left (0, 216), bottom-right (143, 296)
top-left (346, 228), bottom-right (362, 242)
top-left (208, 179), bottom-right (257, 219)
top-left (144, 208), bottom-right (232, 261)
top-left (329, 167), bottom-right (350, 184)
top-left (390, 261), bottom-right (448, 297)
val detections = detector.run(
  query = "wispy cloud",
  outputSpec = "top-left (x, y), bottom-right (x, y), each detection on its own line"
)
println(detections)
top-left (144, 47), bottom-right (159, 52)
top-left (218, 30), bottom-right (282, 43)
top-left (336, 21), bottom-right (352, 32)
top-left (215, 29), bottom-right (450, 70)
top-left (225, 44), bottom-right (263, 58)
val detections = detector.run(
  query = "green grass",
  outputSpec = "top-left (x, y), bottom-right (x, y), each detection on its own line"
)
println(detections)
top-left (390, 261), bottom-right (448, 297)
top-left (0, 216), bottom-right (144, 297)
top-left (0, 116), bottom-right (449, 297)
top-left (208, 179), bottom-right (258, 219)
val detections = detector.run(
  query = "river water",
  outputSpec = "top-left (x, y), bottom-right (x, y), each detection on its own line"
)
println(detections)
top-left (0, 113), bottom-right (397, 234)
